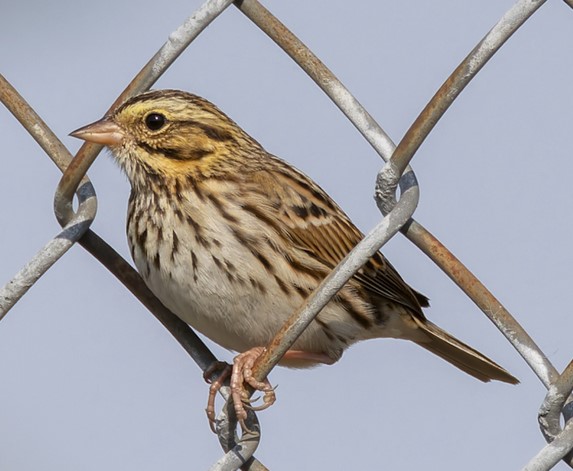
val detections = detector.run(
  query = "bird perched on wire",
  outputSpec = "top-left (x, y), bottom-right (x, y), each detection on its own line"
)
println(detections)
top-left (71, 89), bottom-right (518, 428)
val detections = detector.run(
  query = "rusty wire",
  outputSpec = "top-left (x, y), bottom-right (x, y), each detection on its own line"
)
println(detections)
top-left (2, 0), bottom-right (573, 469)
top-left (384, 0), bottom-right (558, 389)
top-left (0, 74), bottom-right (97, 319)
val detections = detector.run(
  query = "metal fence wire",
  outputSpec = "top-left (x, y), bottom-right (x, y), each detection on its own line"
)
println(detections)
top-left (1, 0), bottom-right (572, 469)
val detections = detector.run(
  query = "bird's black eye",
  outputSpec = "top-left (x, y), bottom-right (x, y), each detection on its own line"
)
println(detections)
top-left (145, 113), bottom-right (166, 131)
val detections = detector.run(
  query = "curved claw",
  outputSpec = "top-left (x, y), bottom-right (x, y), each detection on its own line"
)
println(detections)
top-left (242, 384), bottom-right (277, 411)
top-left (247, 392), bottom-right (276, 412)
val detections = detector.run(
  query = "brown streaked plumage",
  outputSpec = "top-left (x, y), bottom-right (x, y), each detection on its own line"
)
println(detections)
top-left (71, 89), bottom-right (518, 427)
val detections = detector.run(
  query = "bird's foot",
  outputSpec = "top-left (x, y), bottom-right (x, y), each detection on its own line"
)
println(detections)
top-left (204, 348), bottom-right (333, 433)
top-left (231, 347), bottom-right (276, 431)
top-left (203, 350), bottom-right (275, 433)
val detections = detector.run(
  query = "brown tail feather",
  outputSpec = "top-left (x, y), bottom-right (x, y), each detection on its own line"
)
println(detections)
top-left (411, 317), bottom-right (518, 384)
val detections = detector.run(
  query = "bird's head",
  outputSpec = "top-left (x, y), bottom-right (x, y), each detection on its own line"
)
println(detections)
top-left (70, 89), bottom-right (261, 185)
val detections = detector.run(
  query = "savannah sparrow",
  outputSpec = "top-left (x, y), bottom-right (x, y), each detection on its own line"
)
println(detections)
top-left (71, 89), bottom-right (518, 427)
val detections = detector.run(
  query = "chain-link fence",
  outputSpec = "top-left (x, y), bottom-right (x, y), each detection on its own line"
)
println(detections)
top-left (2, 1), bottom-right (573, 469)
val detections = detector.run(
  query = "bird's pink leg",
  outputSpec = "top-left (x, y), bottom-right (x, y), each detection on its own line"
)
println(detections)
top-left (230, 347), bottom-right (334, 429)
top-left (203, 361), bottom-right (233, 432)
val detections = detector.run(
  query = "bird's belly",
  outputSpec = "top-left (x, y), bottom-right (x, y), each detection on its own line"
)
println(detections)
top-left (132, 240), bottom-right (304, 353)
top-left (127, 202), bottom-right (368, 363)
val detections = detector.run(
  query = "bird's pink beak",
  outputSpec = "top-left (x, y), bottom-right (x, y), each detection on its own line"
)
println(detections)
top-left (69, 118), bottom-right (125, 146)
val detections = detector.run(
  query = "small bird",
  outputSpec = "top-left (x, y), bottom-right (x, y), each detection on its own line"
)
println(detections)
top-left (71, 89), bottom-right (518, 426)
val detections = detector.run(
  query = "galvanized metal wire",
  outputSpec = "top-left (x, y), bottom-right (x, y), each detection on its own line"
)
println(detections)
top-left (1, 0), bottom-right (572, 469)
top-left (0, 75), bottom-right (97, 319)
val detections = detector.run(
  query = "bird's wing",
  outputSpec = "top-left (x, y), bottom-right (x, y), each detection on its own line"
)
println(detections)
top-left (248, 160), bottom-right (428, 315)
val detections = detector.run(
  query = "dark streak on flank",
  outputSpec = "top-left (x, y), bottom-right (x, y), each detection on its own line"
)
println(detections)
top-left (315, 318), bottom-right (335, 342)
top-left (137, 227), bottom-right (148, 248)
top-left (334, 294), bottom-right (372, 329)
top-left (285, 253), bottom-right (325, 280)
top-left (249, 276), bottom-right (266, 294)
top-left (154, 199), bottom-right (165, 217)
top-left (142, 261), bottom-right (151, 279)
top-left (293, 284), bottom-right (308, 298)
top-left (186, 214), bottom-right (212, 248)
top-left (274, 275), bottom-right (290, 295)
top-left (195, 234), bottom-right (211, 249)
top-left (211, 255), bottom-right (223, 270)
top-left (173, 207), bottom-right (184, 222)
top-left (185, 215), bottom-right (202, 235)
top-left (233, 227), bottom-right (270, 269)
top-left (171, 231), bottom-right (179, 262)
top-left (252, 249), bottom-right (272, 272)
top-left (153, 252), bottom-right (161, 271)
top-left (231, 227), bottom-right (249, 247)
top-left (191, 251), bottom-right (199, 282)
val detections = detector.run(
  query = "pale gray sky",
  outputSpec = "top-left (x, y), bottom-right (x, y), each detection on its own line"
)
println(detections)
top-left (2, 1), bottom-right (573, 470)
